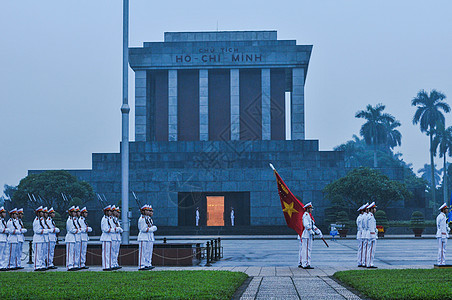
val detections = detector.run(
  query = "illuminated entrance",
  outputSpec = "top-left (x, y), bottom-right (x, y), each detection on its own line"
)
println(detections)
top-left (206, 196), bottom-right (224, 226)
top-left (178, 192), bottom-right (250, 226)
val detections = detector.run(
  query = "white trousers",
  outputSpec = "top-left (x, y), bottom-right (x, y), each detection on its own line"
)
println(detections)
top-left (16, 242), bottom-right (23, 267)
top-left (361, 239), bottom-right (369, 267)
top-left (366, 239), bottom-right (376, 267)
top-left (0, 242), bottom-right (8, 269)
top-left (42, 242), bottom-right (48, 268)
top-left (7, 243), bottom-right (18, 269)
top-left (196, 218), bottom-right (199, 226)
top-left (80, 241), bottom-right (87, 267)
top-left (33, 242), bottom-right (46, 270)
top-left (231, 218), bottom-right (234, 226)
top-left (301, 236), bottom-right (313, 267)
top-left (357, 238), bottom-right (365, 266)
top-left (149, 242), bottom-right (154, 266)
top-left (48, 241), bottom-right (56, 267)
top-left (102, 241), bottom-right (113, 270)
top-left (74, 241), bottom-right (81, 268)
top-left (66, 242), bottom-right (78, 269)
top-left (437, 238), bottom-right (447, 265)
top-left (139, 240), bottom-right (152, 268)
top-left (112, 240), bottom-right (120, 267)
top-left (298, 238), bottom-right (302, 264)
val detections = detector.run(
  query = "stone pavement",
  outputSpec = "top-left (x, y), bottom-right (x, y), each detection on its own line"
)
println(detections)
top-left (10, 237), bottom-right (441, 299)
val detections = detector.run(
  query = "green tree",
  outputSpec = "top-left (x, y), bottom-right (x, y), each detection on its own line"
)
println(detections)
top-left (355, 103), bottom-right (396, 168)
top-left (384, 119), bottom-right (402, 150)
top-left (13, 170), bottom-right (95, 216)
top-left (412, 89), bottom-right (450, 206)
top-left (417, 164), bottom-right (441, 188)
top-left (432, 122), bottom-right (452, 204)
top-left (323, 167), bottom-right (412, 210)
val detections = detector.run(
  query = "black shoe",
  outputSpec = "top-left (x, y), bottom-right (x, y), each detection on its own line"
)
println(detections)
top-left (0, 268), bottom-right (8, 271)
top-left (138, 267), bottom-right (147, 271)
top-left (303, 266), bottom-right (314, 269)
top-left (357, 265), bottom-right (363, 268)
top-left (16, 266), bottom-right (24, 270)
top-left (103, 268), bottom-right (112, 271)
top-left (148, 266), bottom-right (155, 270)
top-left (298, 264), bottom-right (303, 268)
top-left (49, 266), bottom-right (58, 269)
top-left (34, 268), bottom-right (46, 272)
top-left (81, 266), bottom-right (89, 269)
top-left (67, 268), bottom-right (78, 271)
top-left (367, 266), bottom-right (378, 269)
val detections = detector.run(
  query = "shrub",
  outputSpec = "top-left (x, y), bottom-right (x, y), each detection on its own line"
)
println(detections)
top-left (410, 211), bottom-right (425, 229)
top-left (375, 210), bottom-right (389, 230)
top-left (336, 211), bottom-right (349, 228)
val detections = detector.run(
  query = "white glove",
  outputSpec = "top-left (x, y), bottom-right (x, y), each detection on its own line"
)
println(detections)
top-left (87, 227), bottom-right (93, 233)
top-left (447, 227), bottom-right (450, 234)
top-left (150, 225), bottom-right (157, 232)
top-left (21, 228), bottom-right (27, 234)
top-left (55, 228), bottom-right (60, 233)
top-left (43, 229), bottom-right (49, 234)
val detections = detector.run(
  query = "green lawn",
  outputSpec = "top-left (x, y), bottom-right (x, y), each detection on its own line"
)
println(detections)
top-left (334, 269), bottom-right (452, 300)
top-left (0, 270), bottom-right (248, 299)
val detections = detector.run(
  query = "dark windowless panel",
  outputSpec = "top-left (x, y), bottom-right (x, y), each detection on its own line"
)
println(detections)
top-left (177, 70), bottom-right (199, 141)
top-left (270, 69), bottom-right (286, 140)
top-left (239, 69), bottom-right (262, 140)
top-left (150, 71), bottom-right (168, 141)
top-left (208, 69), bottom-right (230, 141)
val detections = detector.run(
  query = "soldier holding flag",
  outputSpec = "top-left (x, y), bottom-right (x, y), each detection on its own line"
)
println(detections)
top-left (301, 203), bottom-right (323, 269)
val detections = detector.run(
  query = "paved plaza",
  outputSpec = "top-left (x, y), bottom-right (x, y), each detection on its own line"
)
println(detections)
top-left (8, 236), bottom-right (440, 299)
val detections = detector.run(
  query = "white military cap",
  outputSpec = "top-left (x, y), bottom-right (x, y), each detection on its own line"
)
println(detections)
top-left (17, 208), bottom-right (24, 213)
top-left (439, 203), bottom-right (448, 210)
top-left (367, 202), bottom-right (377, 209)
top-left (303, 202), bottom-right (313, 209)
top-left (0, 206), bottom-right (5, 213)
top-left (68, 206), bottom-right (76, 212)
top-left (358, 203), bottom-right (369, 211)
top-left (111, 205), bottom-right (116, 210)
top-left (35, 206), bottom-right (43, 212)
top-left (10, 208), bottom-right (18, 214)
top-left (48, 207), bottom-right (55, 213)
top-left (80, 207), bottom-right (87, 213)
top-left (103, 205), bottom-right (112, 211)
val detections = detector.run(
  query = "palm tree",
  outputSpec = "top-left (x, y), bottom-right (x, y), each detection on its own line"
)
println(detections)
top-left (418, 163), bottom-right (441, 188)
top-left (412, 89), bottom-right (450, 205)
top-left (384, 119), bottom-right (402, 150)
top-left (355, 104), bottom-right (395, 168)
top-left (432, 122), bottom-right (452, 204)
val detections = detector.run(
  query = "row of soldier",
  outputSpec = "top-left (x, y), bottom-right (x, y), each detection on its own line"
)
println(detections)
top-left (0, 204), bottom-right (157, 271)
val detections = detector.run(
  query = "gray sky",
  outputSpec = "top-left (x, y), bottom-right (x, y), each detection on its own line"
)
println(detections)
top-left (1, 0), bottom-right (452, 195)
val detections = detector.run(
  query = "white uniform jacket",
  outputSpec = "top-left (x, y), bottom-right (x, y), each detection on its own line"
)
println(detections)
top-left (362, 213), bottom-right (370, 239)
top-left (6, 219), bottom-right (20, 243)
top-left (17, 219), bottom-right (26, 243)
top-left (100, 216), bottom-right (114, 242)
top-left (32, 217), bottom-right (47, 243)
top-left (47, 217), bottom-right (60, 242)
top-left (0, 218), bottom-right (9, 242)
top-left (137, 216), bottom-right (157, 241)
top-left (111, 217), bottom-right (123, 241)
top-left (301, 212), bottom-right (321, 239)
top-left (65, 217), bottom-right (80, 243)
top-left (367, 212), bottom-right (378, 240)
top-left (436, 212), bottom-right (450, 239)
top-left (356, 214), bottom-right (363, 239)
top-left (79, 217), bottom-right (92, 242)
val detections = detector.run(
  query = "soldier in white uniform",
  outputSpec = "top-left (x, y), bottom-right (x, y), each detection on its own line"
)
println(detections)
top-left (195, 207), bottom-right (200, 226)
top-left (138, 205), bottom-right (152, 270)
top-left (111, 205), bottom-right (123, 270)
top-left (79, 207), bottom-right (92, 269)
top-left (147, 205), bottom-right (157, 269)
top-left (65, 206), bottom-right (80, 271)
top-left (301, 202), bottom-right (323, 269)
top-left (47, 207), bottom-right (59, 269)
top-left (361, 204), bottom-right (370, 267)
top-left (436, 203), bottom-right (450, 265)
top-left (366, 202), bottom-right (378, 268)
top-left (32, 206), bottom-right (48, 271)
top-left (230, 207), bottom-right (235, 226)
top-left (41, 207), bottom-right (51, 268)
top-left (0, 207), bottom-right (9, 271)
top-left (356, 203), bottom-right (368, 267)
top-left (16, 208), bottom-right (26, 270)
top-left (100, 205), bottom-right (114, 271)
top-left (6, 208), bottom-right (20, 270)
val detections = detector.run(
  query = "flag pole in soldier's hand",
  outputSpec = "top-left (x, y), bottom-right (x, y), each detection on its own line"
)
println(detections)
top-left (321, 237), bottom-right (329, 247)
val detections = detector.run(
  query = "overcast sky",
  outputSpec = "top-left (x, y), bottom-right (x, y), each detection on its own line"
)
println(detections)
top-left (1, 1), bottom-right (452, 195)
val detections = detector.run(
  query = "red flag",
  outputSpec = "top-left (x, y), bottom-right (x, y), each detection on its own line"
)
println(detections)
top-left (273, 169), bottom-right (305, 236)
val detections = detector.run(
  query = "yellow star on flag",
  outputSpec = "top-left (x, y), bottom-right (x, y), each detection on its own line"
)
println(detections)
top-left (282, 201), bottom-right (298, 218)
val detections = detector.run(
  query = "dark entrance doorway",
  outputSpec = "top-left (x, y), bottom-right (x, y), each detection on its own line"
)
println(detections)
top-left (178, 192), bottom-right (250, 226)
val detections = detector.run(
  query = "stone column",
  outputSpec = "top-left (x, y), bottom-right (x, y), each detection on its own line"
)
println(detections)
top-left (291, 68), bottom-right (305, 140)
top-left (135, 70), bottom-right (147, 142)
top-left (168, 70), bottom-right (178, 141)
top-left (261, 69), bottom-right (271, 140)
top-left (230, 69), bottom-right (240, 140)
top-left (199, 69), bottom-right (208, 141)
